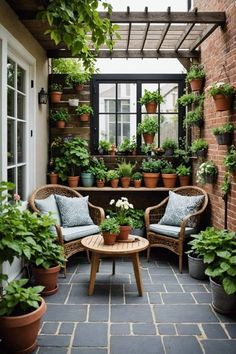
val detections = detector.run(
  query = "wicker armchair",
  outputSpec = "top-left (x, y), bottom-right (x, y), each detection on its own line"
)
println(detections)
top-left (145, 186), bottom-right (208, 273)
top-left (28, 184), bottom-right (105, 275)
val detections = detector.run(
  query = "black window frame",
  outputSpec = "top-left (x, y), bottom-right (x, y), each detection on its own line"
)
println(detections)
top-left (91, 74), bottom-right (186, 154)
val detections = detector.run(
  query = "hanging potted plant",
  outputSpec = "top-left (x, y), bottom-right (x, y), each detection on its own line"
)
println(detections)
top-left (212, 123), bottom-right (234, 145)
top-left (207, 82), bottom-right (235, 111)
top-left (197, 160), bottom-right (218, 185)
top-left (139, 89), bottom-right (164, 113)
top-left (183, 106), bottom-right (203, 128)
top-left (161, 138), bottom-right (177, 156)
top-left (107, 169), bottom-right (120, 188)
top-left (190, 138), bottom-right (208, 158)
top-left (137, 115), bottom-right (159, 144)
top-left (76, 104), bottom-right (94, 122)
top-left (132, 172), bottom-right (143, 188)
top-left (100, 217), bottom-right (120, 245)
top-left (65, 71), bottom-right (91, 92)
top-left (140, 158), bottom-right (163, 188)
top-left (50, 108), bottom-right (70, 128)
top-left (186, 64), bottom-right (205, 92)
top-left (223, 145), bottom-right (236, 174)
top-left (176, 164), bottom-right (191, 186)
top-left (49, 83), bottom-right (63, 103)
top-left (117, 160), bottom-right (135, 188)
top-left (178, 92), bottom-right (205, 107)
top-left (109, 197), bottom-right (134, 240)
top-left (161, 161), bottom-right (177, 188)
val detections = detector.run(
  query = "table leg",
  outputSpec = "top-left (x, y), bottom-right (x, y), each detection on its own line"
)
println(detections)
top-left (88, 252), bottom-right (100, 296)
top-left (131, 252), bottom-right (143, 296)
top-left (112, 259), bottom-right (116, 275)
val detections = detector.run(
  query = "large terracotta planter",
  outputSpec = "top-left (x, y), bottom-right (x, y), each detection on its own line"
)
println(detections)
top-left (213, 94), bottom-right (232, 111)
top-left (50, 91), bottom-right (62, 103)
top-left (143, 172), bottom-right (160, 188)
top-left (117, 225), bottom-right (131, 240)
top-left (189, 79), bottom-right (203, 92)
top-left (102, 232), bottom-right (117, 245)
top-left (110, 178), bottom-right (119, 188)
top-left (49, 173), bottom-right (58, 184)
top-left (0, 298), bottom-right (46, 354)
top-left (178, 175), bottom-right (191, 187)
top-left (32, 265), bottom-right (60, 296)
top-left (120, 177), bottom-right (131, 188)
top-left (143, 133), bottom-right (155, 144)
top-left (80, 114), bottom-right (90, 122)
top-left (145, 102), bottom-right (157, 113)
top-left (161, 173), bottom-right (177, 188)
top-left (56, 120), bottom-right (66, 129)
top-left (210, 278), bottom-right (236, 314)
top-left (68, 176), bottom-right (79, 188)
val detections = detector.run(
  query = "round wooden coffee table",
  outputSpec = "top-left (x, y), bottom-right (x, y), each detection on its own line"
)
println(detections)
top-left (81, 234), bottom-right (149, 296)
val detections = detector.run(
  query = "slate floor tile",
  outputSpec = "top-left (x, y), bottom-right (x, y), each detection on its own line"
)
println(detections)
top-left (176, 324), bottom-right (201, 335)
top-left (162, 293), bottom-right (195, 304)
top-left (45, 284), bottom-right (71, 304)
top-left (67, 284), bottom-right (109, 304)
top-left (111, 305), bottom-right (153, 323)
top-left (150, 274), bottom-right (178, 284)
top-left (110, 336), bottom-right (165, 354)
top-left (148, 292), bottom-right (162, 304)
top-left (125, 292), bottom-right (149, 304)
top-left (71, 349), bottom-right (108, 354)
top-left (182, 285), bottom-right (208, 293)
top-left (164, 284), bottom-right (183, 292)
top-left (38, 348), bottom-right (68, 354)
top-left (43, 304), bottom-right (87, 322)
top-left (163, 335), bottom-right (203, 354)
top-left (125, 283), bottom-right (165, 292)
top-left (73, 323), bottom-right (108, 347)
top-left (192, 292), bottom-right (212, 304)
top-left (111, 284), bottom-right (124, 304)
top-left (88, 305), bottom-right (109, 322)
top-left (38, 335), bottom-right (71, 347)
top-left (59, 322), bottom-right (75, 334)
top-left (202, 324), bottom-right (228, 339)
top-left (110, 324), bottom-right (130, 335)
top-left (41, 322), bottom-right (59, 334)
top-left (132, 323), bottom-right (156, 335)
top-left (177, 274), bottom-right (209, 285)
top-left (225, 324), bottom-right (236, 338)
top-left (157, 324), bottom-right (176, 335)
top-left (202, 340), bottom-right (236, 354)
top-left (148, 267), bottom-right (174, 275)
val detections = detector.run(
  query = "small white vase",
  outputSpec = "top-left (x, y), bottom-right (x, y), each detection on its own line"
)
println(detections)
top-left (68, 98), bottom-right (79, 107)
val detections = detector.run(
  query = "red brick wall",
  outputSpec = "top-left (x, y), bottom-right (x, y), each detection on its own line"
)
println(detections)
top-left (193, 0), bottom-right (236, 231)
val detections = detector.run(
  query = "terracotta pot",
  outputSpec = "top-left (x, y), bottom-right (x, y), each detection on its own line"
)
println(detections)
top-left (102, 232), bottom-right (117, 245)
top-left (74, 84), bottom-right (84, 92)
top-left (145, 102), bottom-right (157, 113)
top-left (68, 176), bottom-right (79, 188)
top-left (215, 132), bottom-right (232, 145)
top-left (213, 94), bottom-right (232, 111)
top-left (110, 178), bottom-right (119, 188)
top-left (0, 298), bottom-right (46, 354)
top-left (143, 172), bottom-right (160, 188)
top-left (80, 114), bottom-right (90, 122)
top-left (56, 120), bottom-right (66, 129)
top-left (189, 79), bottom-right (203, 92)
top-left (50, 91), bottom-right (62, 103)
top-left (161, 173), bottom-right (177, 188)
top-left (143, 133), bottom-right (155, 144)
top-left (120, 177), bottom-right (131, 188)
top-left (96, 179), bottom-right (105, 188)
top-left (32, 264), bottom-right (60, 296)
top-left (49, 173), bottom-right (58, 184)
top-left (134, 179), bottom-right (142, 188)
top-left (117, 225), bottom-right (131, 240)
top-left (178, 175), bottom-right (191, 187)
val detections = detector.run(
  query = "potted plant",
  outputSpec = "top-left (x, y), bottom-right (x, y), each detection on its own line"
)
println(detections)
top-left (186, 64), bottom-right (205, 91)
top-left (50, 108), bottom-right (70, 128)
top-left (100, 217), bottom-right (120, 245)
top-left (161, 138), bottom-right (177, 156)
top-left (107, 169), bottom-right (120, 188)
top-left (109, 197), bottom-right (134, 240)
top-left (191, 138), bottom-right (208, 158)
top-left (118, 136), bottom-right (137, 155)
top-left (76, 104), bottom-right (94, 122)
top-left (132, 171), bottom-right (143, 188)
top-left (212, 123), bottom-right (234, 145)
top-left (65, 71), bottom-right (91, 92)
top-left (161, 161), bottom-right (177, 188)
top-left (176, 164), bottom-right (191, 186)
top-left (183, 106), bottom-right (203, 127)
top-left (141, 143), bottom-right (157, 156)
top-left (178, 92), bottom-right (204, 106)
top-left (80, 156), bottom-right (101, 187)
top-left (223, 145), bottom-right (236, 173)
top-left (126, 208), bottom-right (145, 237)
top-left (98, 140), bottom-right (112, 155)
top-left (197, 160), bottom-right (218, 185)
top-left (95, 169), bottom-right (107, 188)
top-left (139, 89), bottom-right (164, 113)
top-left (49, 83), bottom-right (63, 103)
top-left (117, 160), bottom-right (135, 188)
top-left (137, 115), bottom-right (159, 144)
top-left (141, 158), bottom-right (163, 188)
top-left (207, 82), bottom-right (235, 111)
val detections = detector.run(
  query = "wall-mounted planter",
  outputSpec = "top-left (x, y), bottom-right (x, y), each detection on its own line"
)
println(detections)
top-left (68, 99), bottom-right (79, 107)
top-left (213, 94), bottom-right (232, 111)
top-left (50, 91), bottom-right (62, 103)
top-left (215, 133), bottom-right (232, 145)
top-left (189, 79), bottom-right (203, 92)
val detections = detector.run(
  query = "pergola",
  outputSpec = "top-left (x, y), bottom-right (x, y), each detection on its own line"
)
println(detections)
top-left (8, 1), bottom-right (226, 69)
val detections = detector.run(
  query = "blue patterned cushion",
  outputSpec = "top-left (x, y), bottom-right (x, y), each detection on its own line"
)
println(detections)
top-left (62, 225), bottom-right (100, 242)
top-left (149, 224), bottom-right (196, 238)
top-left (55, 195), bottom-right (94, 227)
top-left (35, 194), bottom-right (61, 225)
top-left (159, 191), bottom-right (204, 228)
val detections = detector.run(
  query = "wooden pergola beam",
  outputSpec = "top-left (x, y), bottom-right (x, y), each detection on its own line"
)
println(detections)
top-left (189, 23), bottom-right (219, 51)
top-left (156, 7), bottom-right (171, 52)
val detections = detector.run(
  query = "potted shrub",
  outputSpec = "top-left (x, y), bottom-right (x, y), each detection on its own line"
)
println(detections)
top-left (176, 164), bottom-right (191, 186)
top-left (107, 169), bottom-right (120, 188)
top-left (197, 160), bottom-right (218, 185)
top-left (95, 169), bottom-right (107, 188)
top-left (223, 145), bottom-right (236, 173)
top-left (49, 83), bottom-right (63, 103)
top-left (109, 197), bottom-right (134, 240)
top-left (212, 123), bottom-right (234, 145)
top-left (191, 138), bottom-right (208, 158)
top-left (117, 160), bottom-right (135, 188)
top-left (161, 138), bottom-right (177, 156)
top-left (100, 217), bottom-right (120, 245)
top-left (80, 156), bottom-right (102, 187)
top-left (132, 171), bottom-right (143, 188)
top-left (141, 143), bottom-right (156, 156)
top-left (141, 158), bottom-right (163, 188)
top-left (65, 71), bottom-right (91, 92)
top-left (161, 161), bottom-right (177, 188)
top-left (126, 208), bottom-right (145, 237)
top-left (76, 104), bottom-right (94, 122)
top-left (186, 64), bottom-right (205, 92)
top-left (139, 89), bottom-right (164, 113)
top-left (50, 108), bottom-right (70, 128)
top-left (118, 136), bottom-right (137, 155)
top-left (178, 92), bottom-right (204, 107)
top-left (98, 140), bottom-right (112, 155)
top-left (207, 82), bottom-right (235, 111)
top-left (137, 115), bottom-right (159, 144)
top-left (88, 157), bottom-right (107, 187)
top-left (184, 106), bottom-right (203, 127)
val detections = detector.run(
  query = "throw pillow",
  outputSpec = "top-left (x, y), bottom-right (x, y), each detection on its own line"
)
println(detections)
top-left (159, 191), bottom-right (204, 228)
top-left (35, 194), bottom-right (61, 225)
top-left (55, 194), bottom-right (94, 227)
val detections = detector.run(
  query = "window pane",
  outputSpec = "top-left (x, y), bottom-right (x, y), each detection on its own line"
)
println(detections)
top-left (17, 65), bottom-right (25, 93)
top-left (160, 114), bottom-right (178, 146)
top-left (99, 84), bottom-right (116, 112)
top-left (117, 114), bottom-right (136, 146)
top-left (18, 166), bottom-right (26, 200)
top-left (141, 83), bottom-right (159, 113)
top-left (7, 119), bottom-right (15, 165)
top-left (160, 83), bottom-right (178, 112)
top-left (7, 168), bottom-right (16, 186)
top-left (7, 58), bottom-right (15, 87)
top-left (7, 88), bottom-right (14, 116)
top-left (17, 93), bottom-right (25, 119)
top-left (117, 83), bottom-right (137, 113)
top-left (99, 114), bottom-right (116, 143)
top-left (17, 121), bottom-right (26, 163)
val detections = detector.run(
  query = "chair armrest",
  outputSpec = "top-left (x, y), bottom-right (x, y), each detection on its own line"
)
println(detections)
top-left (54, 224), bottom-right (64, 245)
top-left (88, 203), bottom-right (105, 225)
top-left (145, 197), bottom-right (169, 228)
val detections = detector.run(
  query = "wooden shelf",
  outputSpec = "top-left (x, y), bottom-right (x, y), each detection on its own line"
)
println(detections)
top-left (75, 187), bottom-right (172, 192)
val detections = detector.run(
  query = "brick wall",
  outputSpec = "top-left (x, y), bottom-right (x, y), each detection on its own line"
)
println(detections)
top-left (193, 0), bottom-right (236, 230)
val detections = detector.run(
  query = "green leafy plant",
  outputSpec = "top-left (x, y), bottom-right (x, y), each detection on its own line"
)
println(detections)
top-left (191, 138), bottom-right (208, 153)
top-left (76, 104), bottom-right (94, 116)
top-left (161, 161), bottom-right (176, 174)
top-left (139, 89), bottom-right (164, 105)
top-left (65, 72), bottom-right (91, 87)
top-left (161, 138), bottom-right (177, 151)
top-left (178, 92), bottom-right (204, 106)
top-left (174, 147), bottom-right (191, 164)
top-left (106, 169), bottom-right (120, 181)
top-left (197, 160), bottom-right (217, 184)
top-left (212, 123), bottom-right (234, 136)
top-left (184, 107), bottom-right (203, 127)
top-left (132, 172), bottom-right (142, 180)
top-left (176, 164), bottom-right (191, 176)
top-left (100, 217), bottom-right (120, 234)
top-left (49, 83), bottom-right (63, 92)
top-left (137, 115), bottom-right (159, 135)
top-left (98, 140), bottom-right (112, 152)
top-left (117, 160), bottom-right (135, 177)
top-left (126, 208), bottom-right (144, 229)
top-left (141, 143), bottom-right (156, 155)
top-left (118, 136), bottom-right (137, 153)
top-left (52, 58), bottom-right (83, 74)
top-left (50, 108), bottom-right (70, 122)
top-left (221, 172), bottom-right (231, 198)
top-left (141, 158), bottom-right (163, 173)
top-left (186, 64), bottom-right (205, 82)
top-left (223, 145), bottom-right (236, 172)
top-left (208, 82), bottom-right (235, 97)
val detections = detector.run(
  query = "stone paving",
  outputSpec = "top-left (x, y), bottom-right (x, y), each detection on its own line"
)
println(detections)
top-left (32, 250), bottom-right (236, 354)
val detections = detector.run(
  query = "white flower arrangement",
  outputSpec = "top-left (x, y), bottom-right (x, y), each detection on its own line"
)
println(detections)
top-left (197, 161), bottom-right (217, 184)
top-left (109, 197), bottom-right (134, 225)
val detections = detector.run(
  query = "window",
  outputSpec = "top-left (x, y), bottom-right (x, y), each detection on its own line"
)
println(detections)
top-left (92, 74), bottom-right (185, 153)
